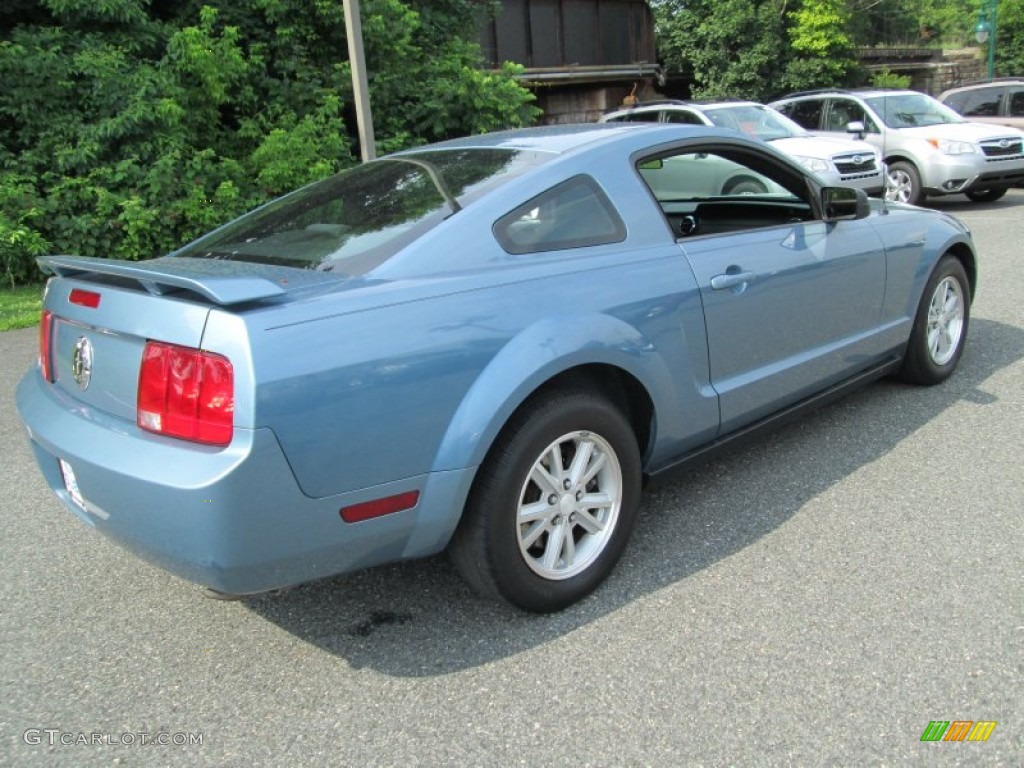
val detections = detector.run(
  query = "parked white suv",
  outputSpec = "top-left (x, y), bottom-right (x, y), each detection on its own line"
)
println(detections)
top-left (601, 100), bottom-right (884, 195)
top-left (770, 88), bottom-right (1024, 204)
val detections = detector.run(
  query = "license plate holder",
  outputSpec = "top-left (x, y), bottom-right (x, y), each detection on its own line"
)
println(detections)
top-left (59, 458), bottom-right (87, 512)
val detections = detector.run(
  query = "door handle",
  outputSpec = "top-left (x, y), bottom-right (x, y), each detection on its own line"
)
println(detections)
top-left (710, 271), bottom-right (756, 290)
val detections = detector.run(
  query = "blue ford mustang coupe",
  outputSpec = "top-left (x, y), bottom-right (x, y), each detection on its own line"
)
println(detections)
top-left (17, 123), bottom-right (975, 612)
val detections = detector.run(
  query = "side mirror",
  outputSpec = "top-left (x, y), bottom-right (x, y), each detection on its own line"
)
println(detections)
top-left (846, 120), bottom-right (866, 140)
top-left (822, 187), bottom-right (870, 221)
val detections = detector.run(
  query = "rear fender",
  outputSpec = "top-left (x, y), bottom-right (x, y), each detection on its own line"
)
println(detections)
top-left (430, 312), bottom-right (675, 477)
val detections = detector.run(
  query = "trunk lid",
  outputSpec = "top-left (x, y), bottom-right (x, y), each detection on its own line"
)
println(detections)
top-left (38, 255), bottom-right (341, 425)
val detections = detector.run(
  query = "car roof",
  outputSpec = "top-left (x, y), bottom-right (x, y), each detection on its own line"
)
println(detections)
top-left (774, 89), bottom-right (917, 100)
top-left (940, 78), bottom-right (1024, 96)
top-left (944, 77), bottom-right (1024, 90)
top-left (396, 123), bottom-right (650, 156)
top-left (605, 99), bottom-right (761, 113)
top-left (685, 100), bottom-right (762, 108)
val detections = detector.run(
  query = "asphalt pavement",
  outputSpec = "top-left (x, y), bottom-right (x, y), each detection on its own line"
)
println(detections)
top-left (1, 192), bottom-right (1022, 766)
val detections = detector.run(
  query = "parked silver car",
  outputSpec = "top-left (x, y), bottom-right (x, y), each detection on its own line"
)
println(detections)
top-left (940, 78), bottom-right (1024, 131)
top-left (771, 89), bottom-right (1024, 204)
top-left (601, 100), bottom-right (884, 195)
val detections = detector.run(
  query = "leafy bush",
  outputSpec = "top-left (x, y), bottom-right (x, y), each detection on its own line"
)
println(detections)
top-left (870, 68), bottom-right (912, 89)
top-left (0, 175), bottom-right (50, 288)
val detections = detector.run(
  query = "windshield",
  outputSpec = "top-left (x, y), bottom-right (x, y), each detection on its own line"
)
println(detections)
top-left (702, 105), bottom-right (805, 141)
top-left (862, 93), bottom-right (966, 129)
top-left (173, 148), bottom-right (549, 273)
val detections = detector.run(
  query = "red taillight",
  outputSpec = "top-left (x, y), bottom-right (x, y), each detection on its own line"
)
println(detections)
top-left (69, 288), bottom-right (101, 308)
top-left (39, 310), bottom-right (53, 382)
top-left (340, 491), bottom-right (420, 523)
top-left (137, 341), bottom-right (234, 445)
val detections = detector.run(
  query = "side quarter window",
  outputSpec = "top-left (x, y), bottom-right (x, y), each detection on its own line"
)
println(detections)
top-left (628, 110), bottom-right (662, 123)
top-left (665, 110), bottom-right (704, 125)
top-left (494, 175), bottom-right (626, 255)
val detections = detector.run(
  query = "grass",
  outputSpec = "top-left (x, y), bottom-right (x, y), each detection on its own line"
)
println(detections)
top-left (0, 283), bottom-right (45, 331)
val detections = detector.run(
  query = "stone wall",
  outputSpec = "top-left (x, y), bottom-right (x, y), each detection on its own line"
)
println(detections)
top-left (858, 47), bottom-right (987, 95)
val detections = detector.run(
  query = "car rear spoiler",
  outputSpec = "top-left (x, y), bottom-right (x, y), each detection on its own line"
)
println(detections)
top-left (38, 255), bottom-right (286, 306)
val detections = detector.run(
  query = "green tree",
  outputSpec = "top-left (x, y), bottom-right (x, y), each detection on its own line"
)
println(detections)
top-left (995, 0), bottom-right (1024, 75)
top-left (655, 0), bottom-right (789, 101)
top-left (781, 0), bottom-right (861, 92)
top-left (0, 0), bottom-right (538, 284)
top-left (654, 0), bottom-right (861, 100)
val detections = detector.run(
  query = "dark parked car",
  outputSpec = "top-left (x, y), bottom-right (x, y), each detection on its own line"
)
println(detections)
top-left (18, 123), bottom-right (976, 612)
top-left (940, 78), bottom-right (1024, 131)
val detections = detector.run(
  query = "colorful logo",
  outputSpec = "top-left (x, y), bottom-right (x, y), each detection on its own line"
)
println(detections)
top-left (920, 721), bottom-right (997, 742)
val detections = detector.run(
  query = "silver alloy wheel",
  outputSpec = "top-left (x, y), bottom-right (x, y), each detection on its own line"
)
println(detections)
top-left (886, 168), bottom-right (913, 203)
top-left (926, 276), bottom-right (965, 366)
top-left (516, 430), bottom-right (622, 580)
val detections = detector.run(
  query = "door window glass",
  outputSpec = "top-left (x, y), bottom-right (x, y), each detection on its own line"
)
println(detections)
top-left (785, 99), bottom-right (825, 130)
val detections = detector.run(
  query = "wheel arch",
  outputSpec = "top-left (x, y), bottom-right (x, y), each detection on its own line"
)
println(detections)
top-left (882, 151), bottom-right (918, 169)
top-left (944, 241), bottom-right (978, 301)
top-left (722, 174), bottom-right (765, 194)
top-left (503, 363), bottom-right (655, 465)
top-left (429, 314), bottom-right (671, 481)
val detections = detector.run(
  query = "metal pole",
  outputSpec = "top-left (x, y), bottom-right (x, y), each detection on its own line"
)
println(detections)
top-left (987, 0), bottom-right (997, 79)
top-left (343, 0), bottom-right (377, 161)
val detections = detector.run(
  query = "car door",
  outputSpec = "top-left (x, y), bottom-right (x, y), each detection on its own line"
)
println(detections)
top-left (1007, 86), bottom-right (1024, 129)
top-left (636, 142), bottom-right (888, 433)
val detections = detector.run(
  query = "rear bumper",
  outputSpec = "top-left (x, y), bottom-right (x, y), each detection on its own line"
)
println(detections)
top-left (16, 369), bottom-right (473, 594)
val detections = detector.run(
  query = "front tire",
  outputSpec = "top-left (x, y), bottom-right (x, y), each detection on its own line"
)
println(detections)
top-left (449, 388), bottom-right (641, 613)
top-left (885, 161), bottom-right (924, 205)
top-left (965, 187), bottom-right (1007, 203)
top-left (898, 255), bottom-right (970, 385)
top-left (723, 176), bottom-right (768, 195)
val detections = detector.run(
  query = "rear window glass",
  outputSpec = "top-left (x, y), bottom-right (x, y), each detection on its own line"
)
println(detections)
top-left (173, 149), bottom-right (549, 274)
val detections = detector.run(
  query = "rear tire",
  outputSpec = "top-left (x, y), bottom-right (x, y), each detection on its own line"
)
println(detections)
top-left (449, 388), bottom-right (641, 613)
top-left (898, 255), bottom-right (970, 385)
top-left (965, 187), bottom-right (1007, 203)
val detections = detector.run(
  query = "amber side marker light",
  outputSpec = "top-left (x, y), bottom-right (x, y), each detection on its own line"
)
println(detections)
top-left (341, 491), bottom-right (420, 523)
